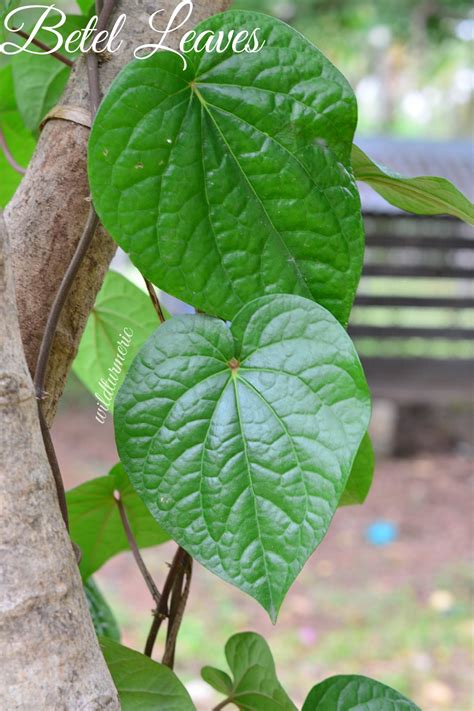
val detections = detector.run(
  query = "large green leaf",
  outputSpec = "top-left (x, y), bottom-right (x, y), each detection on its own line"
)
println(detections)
top-left (73, 270), bottom-right (162, 407)
top-left (352, 144), bottom-right (474, 225)
top-left (99, 638), bottom-right (196, 710)
top-left (11, 15), bottom-right (86, 133)
top-left (84, 577), bottom-right (120, 642)
top-left (302, 675), bottom-right (421, 710)
top-left (67, 463), bottom-right (170, 580)
top-left (114, 295), bottom-right (370, 619)
top-left (339, 432), bottom-right (374, 507)
top-left (202, 632), bottom-right (296, 710)
top-left (0, 65), bottom-right (35, 207)
top-left (88, 11), bottom-right (364, 327)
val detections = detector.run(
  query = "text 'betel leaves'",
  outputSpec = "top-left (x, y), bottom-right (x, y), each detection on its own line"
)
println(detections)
top-left (88, 11), bottom-right (364, 326)
top-left (114, 295), bottom-right (371, 619)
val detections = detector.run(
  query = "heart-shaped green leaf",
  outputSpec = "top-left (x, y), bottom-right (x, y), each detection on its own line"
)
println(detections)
top-left (73, 270), bottom-right (164, 408)
top-left (99, 638), bottom-right (196, 710)
top-left (68, 463), bottom-right (170, 580)
top-left (339, 432), bottom-right (374, 507)
top-left (84, 577), bottom-right (120, 642)
top-left (88, 11), bottom-right (364, 326)
top-left (202, 632), bottom-right (296, 711)
top-left (114, 295), bottom-right (370, 619)
top-left (302, 675), bottom-right (421, 710)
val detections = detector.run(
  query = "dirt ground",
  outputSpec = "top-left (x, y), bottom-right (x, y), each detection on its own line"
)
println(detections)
top-left (53, 396), bottom-right (474, 710)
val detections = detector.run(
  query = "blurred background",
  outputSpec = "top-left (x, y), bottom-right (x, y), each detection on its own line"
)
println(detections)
top-left (51, 1), bottom-right (473, 709)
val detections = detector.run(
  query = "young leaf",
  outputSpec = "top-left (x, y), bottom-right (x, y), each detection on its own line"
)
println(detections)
top-left (73, 270), bottom-right (163, 406)
top-left (99, 637), bottom-right (196, 710)
top-left (114, 295), bottom-right (371, 620)
top-left (67, 463), bottom-right (170, 580)
top-left (202, 632), bottom-right (296, 711)
top-left (352, 144), bottom-right (474, 225)
top-left (88, 11), bottom-right (364, 327)
top-left (11, 15), bottom-right (87, 133)
top-left (0, 65), bottom-right (35, 207)
top-left (302, 675), bottom-right (421, 710)
top-left (338, 432), bottom-right (374, 507)
top-left (84, 577), bottom-right (120, 642)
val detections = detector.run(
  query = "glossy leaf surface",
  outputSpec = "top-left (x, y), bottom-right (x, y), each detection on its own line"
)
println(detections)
top-left (114, 295), bottom-right (370, 618)
top-left (100, 638), bottom-right (196, 710)
top-left (352, 144), bottom-right (474, 224)
top-left (68, 463), bottom-right (170, 580)
top-left (88, 11), bottom-right (364, 326)
top-left (302, 675), bottom-right (421, 710)
top-left (202, 632), bottom-right (296, 710)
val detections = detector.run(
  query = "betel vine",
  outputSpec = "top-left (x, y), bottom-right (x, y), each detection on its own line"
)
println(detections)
top-left (7, 0), bottom-right (471, 707)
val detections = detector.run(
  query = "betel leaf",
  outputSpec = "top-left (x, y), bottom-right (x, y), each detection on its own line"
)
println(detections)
top-left (201, 632), bottom-right (296, 711)
top-left (339, 432), bottom-right (374, 507)
top-left (114, 295), bottom-right (371, 619)
top-left (73, 270), bottom-right (163, 407)
top-left (99, 637), bottom-right (196, 711)
top-left (84, 577), bottom-right (120, 642)
top-left (352, 144), bottom-right (474, 225)
top-left (302, 675), bottom-right (421, 710)
top-left (88, 11), bottom-right (365, 327)
top-left (0, 65), bottom-right (35, 207)
top-left (10, 14), bottom-right (87, 133)
top-left (67, 463), bottom-right (170, 580)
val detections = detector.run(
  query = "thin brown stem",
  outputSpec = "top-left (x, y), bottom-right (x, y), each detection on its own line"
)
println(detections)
top-left (212, 699), bottom-right (233, 711)
top-left (162, 553), bottom-right (192, 668)
top-left (114, 492), bottom-right (161, 605)
top-left (0, 126), bottom-right (26, 175)
top-left (144, 546), bottom-right (188, 657)
top-left (13, 28), bottom-right (73, 67)
top-left (144, 278), bottom-right (166, 324)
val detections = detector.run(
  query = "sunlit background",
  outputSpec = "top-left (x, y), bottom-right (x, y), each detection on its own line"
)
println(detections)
top-left (47, 1), bottom-right (474, 709)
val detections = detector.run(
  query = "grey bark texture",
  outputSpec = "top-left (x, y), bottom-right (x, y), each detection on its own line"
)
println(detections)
top-left (4, 0), bottom-right (232, 425)
top-left (0, 213), bottom-right (119, 709)
top-left (1, 0), bottom-right (232, 707)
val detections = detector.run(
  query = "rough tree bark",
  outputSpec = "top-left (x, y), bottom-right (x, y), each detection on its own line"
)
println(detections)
top-left (4, 0), bottom-right (233, 424)
top-left (0, 1), bottom-right (232, 707)
top-left (0, 213), bottom-right (119, 708)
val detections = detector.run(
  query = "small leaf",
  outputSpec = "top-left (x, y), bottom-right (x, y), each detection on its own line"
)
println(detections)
top-left (11, 15), bottom-right (87, 133)
top-left (84, 577), bottom-right (120, 642)
top-left (352, 144), bottom-right (474, 225)
top-left (302, 675), bottom-right (421, 710)
top-left (88, 10), bottom-right (364, 326)
top-left (339, 433), bottom-right (374, 507)
top-left (114, 295), bottom-right (370, 619)
top-left (0, 65), bottom-right (35, 207)
top-left (73, 270), bottom-right (164, 408)
top-left (67, 463), bottom-right (170, 580)
top-left (201, 666), bottom-right (233, 695)
top-left (202, 632), bottom-right (296, 711)
top-left (100, 637), bottom-right (196, 710)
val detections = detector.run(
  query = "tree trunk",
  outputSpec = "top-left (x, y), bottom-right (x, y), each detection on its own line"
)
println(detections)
top-left (0, 213), bottom-right (119, 709)
top-left (0, 1), bottom-right (233, 706)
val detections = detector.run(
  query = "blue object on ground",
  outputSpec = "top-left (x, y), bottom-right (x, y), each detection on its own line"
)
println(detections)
top-left (365, 520), bottom-right (398, 546)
